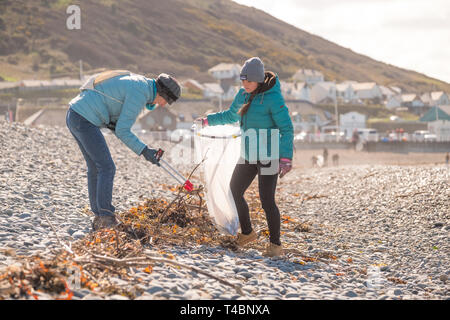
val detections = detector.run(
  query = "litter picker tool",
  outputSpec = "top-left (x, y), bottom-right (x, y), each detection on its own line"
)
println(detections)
top-left (155, 149), bottom-right (194, 192)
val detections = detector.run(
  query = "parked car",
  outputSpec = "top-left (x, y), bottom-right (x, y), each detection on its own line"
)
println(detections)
top-left (412, 130), bottom-right (430, 142)
top-left (294, 131), bottom-right (307, 142)
top-left (357, 128), bottom-right (379, 142)
top-left (424, 133), bottom-right (437, 142)
top-left (321, 131), bottom-right (345, 142)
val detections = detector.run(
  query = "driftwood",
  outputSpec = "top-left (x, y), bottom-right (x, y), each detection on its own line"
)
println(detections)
top-left (74, 253), bottom-right (243, 296)
top-left (43, 211), bottom-right (74, 255)
top-left (395, 191), bottom-right (428, 198)
top-left (300, 193), bottom-right (328, 204)
top-left (7, 157), bottom-right (246, 299)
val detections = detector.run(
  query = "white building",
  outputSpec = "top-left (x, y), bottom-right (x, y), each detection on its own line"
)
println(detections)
top-left (400, 94), bottom-right (426, 115)
top-left (280, 81), bottom-right (311, 101)
top-left (292, 69), bottom-right (324, 85)
top-left (351, 82), bottom-right (382, 101)
top-left (202, 83), bottom-right (224, 99)
top-left (208, 63), bottom-right (241, 81)
top-left (182, 79), bottom-right (204, 93)
top-left (339, 112), bottom-right (366, 139)
top-left (311, 82), bottom-right (336, 104)
top-left (385, 95), bottom-right (402, 110)
top-left (0, 81), bottom-right (19, 92)
top-left (420, 91), bottom-right (450, 107)
top-left (13, 78), bottom-right (82, 92)
top-left (420, 105), bottom-right (450, 141)
top-left (336, 83), bottom-right (357, 103)
top-left (288, 101), bottom-right (330, 133)
top-left (389, 86), bottom-right (402, 95)
top-left (223, 85), bottom-right (240, 101)
top-left (379, 85), bottom-right (396, 100)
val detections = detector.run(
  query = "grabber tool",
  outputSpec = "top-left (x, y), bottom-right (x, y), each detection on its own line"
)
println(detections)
top-left (155, 149), bottom-right (194, 192)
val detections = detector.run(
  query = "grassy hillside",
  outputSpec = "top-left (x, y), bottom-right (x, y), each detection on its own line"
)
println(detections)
top-left (0, 0), bottom-right (449, 93)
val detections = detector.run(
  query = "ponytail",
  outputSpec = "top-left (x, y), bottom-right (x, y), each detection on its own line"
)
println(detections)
top-left (238, 83), bottom-right (263, 116)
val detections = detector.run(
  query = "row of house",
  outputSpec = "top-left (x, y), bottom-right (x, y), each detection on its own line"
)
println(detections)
top-left (197, 63), bottom-right (450, 114)
top-left (386, 91), bottom-right (450, 114)
top-left (185, 64), bottom-right (393, 106)
top-left (279, 80), bottom-right (401, 105)
top-left (0, 78), bottom-right (83, 92)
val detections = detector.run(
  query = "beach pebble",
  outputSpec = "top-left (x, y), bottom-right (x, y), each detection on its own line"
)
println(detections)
top-left (71, 231), bottom-right (85, 239)
top-left (344, 290), bottom-right (358, 298)
top-left (108, 295), bottom-right (130, 300)
top-left (146, 286), bottom-right (165, 295)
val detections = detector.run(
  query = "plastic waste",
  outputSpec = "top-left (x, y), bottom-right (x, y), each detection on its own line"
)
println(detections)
top-left (194, 124), bottom-right (241, 235)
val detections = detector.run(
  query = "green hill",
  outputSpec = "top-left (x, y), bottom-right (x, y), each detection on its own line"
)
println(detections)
top-left (0, 0), bottom-right (449, 93)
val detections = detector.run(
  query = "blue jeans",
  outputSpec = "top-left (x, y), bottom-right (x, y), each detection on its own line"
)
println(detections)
top-left (66, 108), bottom-right (116, 217)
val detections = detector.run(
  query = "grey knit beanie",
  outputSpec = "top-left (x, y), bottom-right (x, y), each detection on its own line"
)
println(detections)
top-left (155, 73), bottom-right (181, 105)
top-left (240, 57), bottom-right (265, 83)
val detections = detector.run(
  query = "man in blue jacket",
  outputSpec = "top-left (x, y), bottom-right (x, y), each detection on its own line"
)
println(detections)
top-left (66, 71), bottom-right (181, 231)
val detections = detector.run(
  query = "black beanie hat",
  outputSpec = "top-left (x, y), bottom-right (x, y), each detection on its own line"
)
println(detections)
top-left (155, 73), bottom-right (181, 105)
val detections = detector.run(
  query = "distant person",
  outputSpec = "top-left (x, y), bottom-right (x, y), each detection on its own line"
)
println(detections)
top-left (332, 154), bottom-right (339, 166)
top-left (66, 70), bottom-right (181, 231)
top-left (446, 153), bottom-right (449, 166)
top-left (323, 147), bottom-right (328, 166)
top-left (311, 155), bottom-right (318, 168)
top-left (351, 129), bottom-right (359, 150)
top-left (196, 57), bottom-right (294, 257)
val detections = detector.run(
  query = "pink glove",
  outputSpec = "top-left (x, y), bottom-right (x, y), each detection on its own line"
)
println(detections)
top-left (279, 158), bottom-right (292, 178)
top-left (194, 117), bottom-right (208, 128)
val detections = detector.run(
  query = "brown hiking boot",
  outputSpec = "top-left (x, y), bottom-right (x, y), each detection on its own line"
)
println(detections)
top-left (263, 242), bottom-right (283, 257)
top-left (236, 230), bottom-right (257, 247)
top-left (92, 215), bottom-right (120, 231)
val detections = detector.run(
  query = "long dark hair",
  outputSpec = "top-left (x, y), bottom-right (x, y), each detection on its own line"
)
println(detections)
top-left (238, 83), bottom-right (263, 116)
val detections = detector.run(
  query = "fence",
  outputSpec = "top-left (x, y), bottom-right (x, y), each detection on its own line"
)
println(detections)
top-left (295, 141), bottom-right (450, 153)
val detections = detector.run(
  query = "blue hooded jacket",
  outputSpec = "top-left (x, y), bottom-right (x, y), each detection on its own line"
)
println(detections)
top-left (69, 73), bottom-right (157, 155)
top-left (206, 72), bottom-right (294, 161)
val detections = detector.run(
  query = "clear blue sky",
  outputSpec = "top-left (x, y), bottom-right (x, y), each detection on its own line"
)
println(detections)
top-left (233, 0), bottom-right (450, 84)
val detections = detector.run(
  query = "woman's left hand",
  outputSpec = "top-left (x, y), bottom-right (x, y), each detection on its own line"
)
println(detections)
top-left (279, 158), bottom-right (292, 178)
top-left (193, 117), bottom-right (208, 128)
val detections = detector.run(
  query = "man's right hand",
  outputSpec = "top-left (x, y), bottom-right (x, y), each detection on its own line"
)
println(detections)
top-left (141, 147), bottom-right (161, 166)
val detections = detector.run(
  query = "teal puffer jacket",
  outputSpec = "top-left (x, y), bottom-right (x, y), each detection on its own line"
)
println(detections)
top-left (69, 73), bottom-right (157, 155)
top-left (206, 73), bottom-right (294, 161)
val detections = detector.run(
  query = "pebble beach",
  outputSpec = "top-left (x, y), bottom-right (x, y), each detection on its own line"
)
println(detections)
top-left (0, 122), bottom-right (448, 300)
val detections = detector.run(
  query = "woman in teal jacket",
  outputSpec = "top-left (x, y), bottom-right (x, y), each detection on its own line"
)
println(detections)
top-left (200, 57), bottom-right (294, 257)
top-left (66, 71), bottom-right (181, 231)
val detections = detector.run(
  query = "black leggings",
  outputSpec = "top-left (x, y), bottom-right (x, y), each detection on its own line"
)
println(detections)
top-left (230, 159), bottom-right (281, 246)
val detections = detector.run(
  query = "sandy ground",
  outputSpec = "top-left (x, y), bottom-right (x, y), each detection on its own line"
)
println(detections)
top-left (292, 149), bottom-right (449, 168)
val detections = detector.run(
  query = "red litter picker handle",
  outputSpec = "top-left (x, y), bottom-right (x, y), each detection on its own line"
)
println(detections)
top-left (183, 180), bottom-right (194, 192)
top-left (156, 148), bottom-right (194, 192)
top-left (155, 148), bottom-right (165, 161)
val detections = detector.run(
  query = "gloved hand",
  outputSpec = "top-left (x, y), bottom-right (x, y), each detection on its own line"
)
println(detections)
top-left (193, 117), bottom-right (208, 128)
top-left (279, 158), bottom-right (292, 178)
top-left (141, 147), bottom-right (161, 166)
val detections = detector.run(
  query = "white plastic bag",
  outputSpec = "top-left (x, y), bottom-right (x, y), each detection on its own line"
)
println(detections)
top-left (194, 125), bottom-right (241, 235)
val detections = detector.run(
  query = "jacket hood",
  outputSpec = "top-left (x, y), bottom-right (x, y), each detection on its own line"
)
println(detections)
top-left (243, 71), bottom-right (281, 104)
top-left (259, 71), bottom-right (279, 94)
